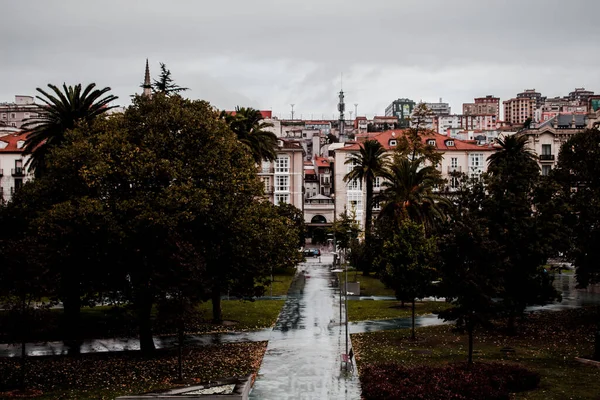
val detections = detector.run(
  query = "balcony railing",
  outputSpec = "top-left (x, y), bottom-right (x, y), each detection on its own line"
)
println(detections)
top-left (539, 154), bottom-right (555, 161)
top-left (11, 167), bottom-right (25, 177)
top-left (447, 166), bottom-right (462, 173)
top-left (259, 167), bottom-right (274, 174)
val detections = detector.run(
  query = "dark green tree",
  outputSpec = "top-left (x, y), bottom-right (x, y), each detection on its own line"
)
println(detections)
top-left (438, 177), bottom-right (501, 365)
top-left (276, 203), bottom-right (306, 247)
top-left (152, 62), bottom-right (189, 94)
top-left (221, 107), bottom-right (278, 163)
top-left (485, 134), bottom-right (559, 332)
top-left (22, 83), bottom-right (117, 176)
top-left (376, 217), bottom-right (438, 340)
top-left (554, 129), bottom-right (600, 358)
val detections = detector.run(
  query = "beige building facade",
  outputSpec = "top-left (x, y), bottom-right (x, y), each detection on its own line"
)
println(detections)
top-left (334, 130), bottom-right (497, 229)
top-left (259, 139), bottom-right (304, 209)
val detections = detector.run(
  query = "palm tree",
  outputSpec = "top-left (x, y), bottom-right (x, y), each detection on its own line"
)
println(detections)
top-left (221, 107), bottom-right (278, 163)
top-left (488, 134), bottom-right (538, 176)
top-left (376, 156), bottom-right (449, 233)
top-left (344, 140), bottom-right (389, 235)
top-left (22, 83), bottom-right (117, 176)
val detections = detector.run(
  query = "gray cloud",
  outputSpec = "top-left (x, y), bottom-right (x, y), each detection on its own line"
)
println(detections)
top-left (1, 0), bottom-right (600, 117)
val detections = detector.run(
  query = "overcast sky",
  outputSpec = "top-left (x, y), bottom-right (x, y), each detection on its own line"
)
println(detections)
top-left (1, 0), bottom-right (599, 119)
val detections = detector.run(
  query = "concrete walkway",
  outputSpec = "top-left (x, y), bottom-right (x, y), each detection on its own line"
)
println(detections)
top-left (249, 255), bottom-right (361, 400)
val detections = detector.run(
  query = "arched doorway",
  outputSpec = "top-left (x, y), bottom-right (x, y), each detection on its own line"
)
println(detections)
top-left (311, 215), bottom-right (327, 224)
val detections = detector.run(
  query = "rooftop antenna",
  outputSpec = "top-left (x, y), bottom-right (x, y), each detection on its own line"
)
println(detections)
top-left (354, 103), bottom-right (358, 118)
top-left (338, 73), bottom-right (345, 141)
top-left (290, 104), bottom-right (295, 120)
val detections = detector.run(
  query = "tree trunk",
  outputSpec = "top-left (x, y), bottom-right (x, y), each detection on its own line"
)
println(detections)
top-left (411, 299), bottom-right (416, 341)
top-left (594, 313), bottom-right (600, 361)
top-left (137, 290), bottom-right (155, 355)
top-left (20, 296), bottom-right (26, 391)
top-left (467, 320), bottom-right (474, 366)
top-left (62, 289), bottom-right (82, 355)
top-left (365, 178), bottom-right (373, 236)
top-left (212, 285), bottom-right (222, 324)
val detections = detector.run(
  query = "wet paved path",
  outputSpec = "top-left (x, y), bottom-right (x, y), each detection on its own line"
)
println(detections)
top-left (249, 255), bottom-right (361, 399)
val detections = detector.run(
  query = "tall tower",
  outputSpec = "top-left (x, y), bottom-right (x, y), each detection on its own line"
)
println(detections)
top-left (142, 59), bottom-right (152, 98)
top-left (338, 83), bottom-right (345, 142)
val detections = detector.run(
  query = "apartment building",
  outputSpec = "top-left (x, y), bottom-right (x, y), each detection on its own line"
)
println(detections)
top-left (303, 156), bottom-right (335, 229)
top-left (503, 97), bottom-right (535, 125)
top-left (0, 132), bottom-right (33, 202)
top-left (463, 95), bottom-right (500, 120)
top-left (258, 139), bottom-right (304, 208)
top-left (384, 98), bottom-right (416, 128)
top-left (424, 99), bottom-right (451, 116)
top-left (333, 130), bottom-right (497, 228)
top-left (522, 113), bottom-right (589, 176)
top-left (0, 95), bottom-right (42, 129)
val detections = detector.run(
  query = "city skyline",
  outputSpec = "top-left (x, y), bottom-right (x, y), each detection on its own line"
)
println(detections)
top-left (1, 1), bottom-right (599, 118)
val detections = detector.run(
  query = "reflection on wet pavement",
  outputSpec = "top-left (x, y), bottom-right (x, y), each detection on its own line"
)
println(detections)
top-left (2, 267), bottom-right (600, 399)
top-left (249, 255), bottom-right (361, 399)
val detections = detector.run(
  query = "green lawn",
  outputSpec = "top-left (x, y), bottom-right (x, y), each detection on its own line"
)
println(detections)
top-left (336, 272), bottom-right (395, 296)
top-left (347, 300), bottom-right (450, 322)
top-left (352, 307), bottom-right (600, 399)
top-left (194, 300), bottom-right (284, 332)
top-left (1, 299), bottom-right (285, 342)
top-left (267, 267), bottom-right (298, 296)
top-left (0, 342), bottom-right (267, 400)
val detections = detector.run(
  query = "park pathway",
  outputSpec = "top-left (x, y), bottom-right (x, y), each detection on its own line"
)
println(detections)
top-left (249, 254), bottom-right (362, 400)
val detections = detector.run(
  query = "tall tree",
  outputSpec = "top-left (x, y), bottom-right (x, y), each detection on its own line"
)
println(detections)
top-left (376, 217), bottom-right (438, 340)
top-left (377, 157), bottom-right (449, 234)
top-left (152, 62), bottom-right (189, 95)
top-left (221, 107), bottom-right (278, 163)
top-left (554, 129), bottom-right (600, 359)
top-left (397, 102), bottom-right (441, 166)
top-left (438, 176), bottom-right (501, 365)
top-left (22, 83), bottom-right (117, 176)
top-left (344, 139), bottom-right (389, 235)
top-left (485, 133), bottom-right (559, 331)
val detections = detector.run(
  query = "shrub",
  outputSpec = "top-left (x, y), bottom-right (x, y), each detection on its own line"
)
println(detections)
top-left (360, 362), bottom-right (540, 400)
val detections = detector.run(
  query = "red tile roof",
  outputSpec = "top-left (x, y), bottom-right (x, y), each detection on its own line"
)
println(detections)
top-left (0, 132), bottom-right (28, 152)
top-left (304, 169), bottom-right (316, 175)
top-left (338, 130), bottom-right (496, 152)
top-left (314, 156), bottom-right (330, 167)
top-left (225, 110), bottom-right (273, 119)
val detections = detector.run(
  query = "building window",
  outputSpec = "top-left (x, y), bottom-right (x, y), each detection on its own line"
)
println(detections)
top-left (347, 192), bottom-right (363, 211)
top-left (348, 179), bottom-right (362, 191)
top-left (1, 113), bottom-right (6, 119)
top-left (542, 144), bottom-right (551, 155)
top-left (261, 161), bottom-right (272, 173)
top-left (427, 139), bottom-right (436, 146)
top-left (450, 176), bottom-right (459, 189)
top-left (373, 199), bottom-right (381, 210)
top-left (275, 194), bottom-right (289, 204)
top-left (10, 113), bottom-right (16, 119)
top-left (451, 157), bottom-right (458, 168)
top-left (374, 176), bottom-right (382, 189)
top-left (542, 165), bottom-right (551, 176)
top-left (275, 175), bottom-right (289, 192)
top-left (262, 177), bottom-right (271, 192)
top-left (389, 140), bottom-right (397, 147)
top-left (469, 153), bottom-right (484, 176)
top-left (275, 156), bottom-right (289, 173)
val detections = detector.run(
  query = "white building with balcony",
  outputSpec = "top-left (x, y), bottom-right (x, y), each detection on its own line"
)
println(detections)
top-left (0, 131), bottom-right (33, 202)
top-left (333, 130), bottom-right (497, 229)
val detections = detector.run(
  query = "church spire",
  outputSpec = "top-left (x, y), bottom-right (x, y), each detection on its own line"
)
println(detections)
top-left (143, 59), bottom-right (152, 97)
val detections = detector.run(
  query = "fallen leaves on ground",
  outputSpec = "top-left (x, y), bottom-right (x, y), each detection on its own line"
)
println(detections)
top-left (0, 342), bottom-right (267, 400)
